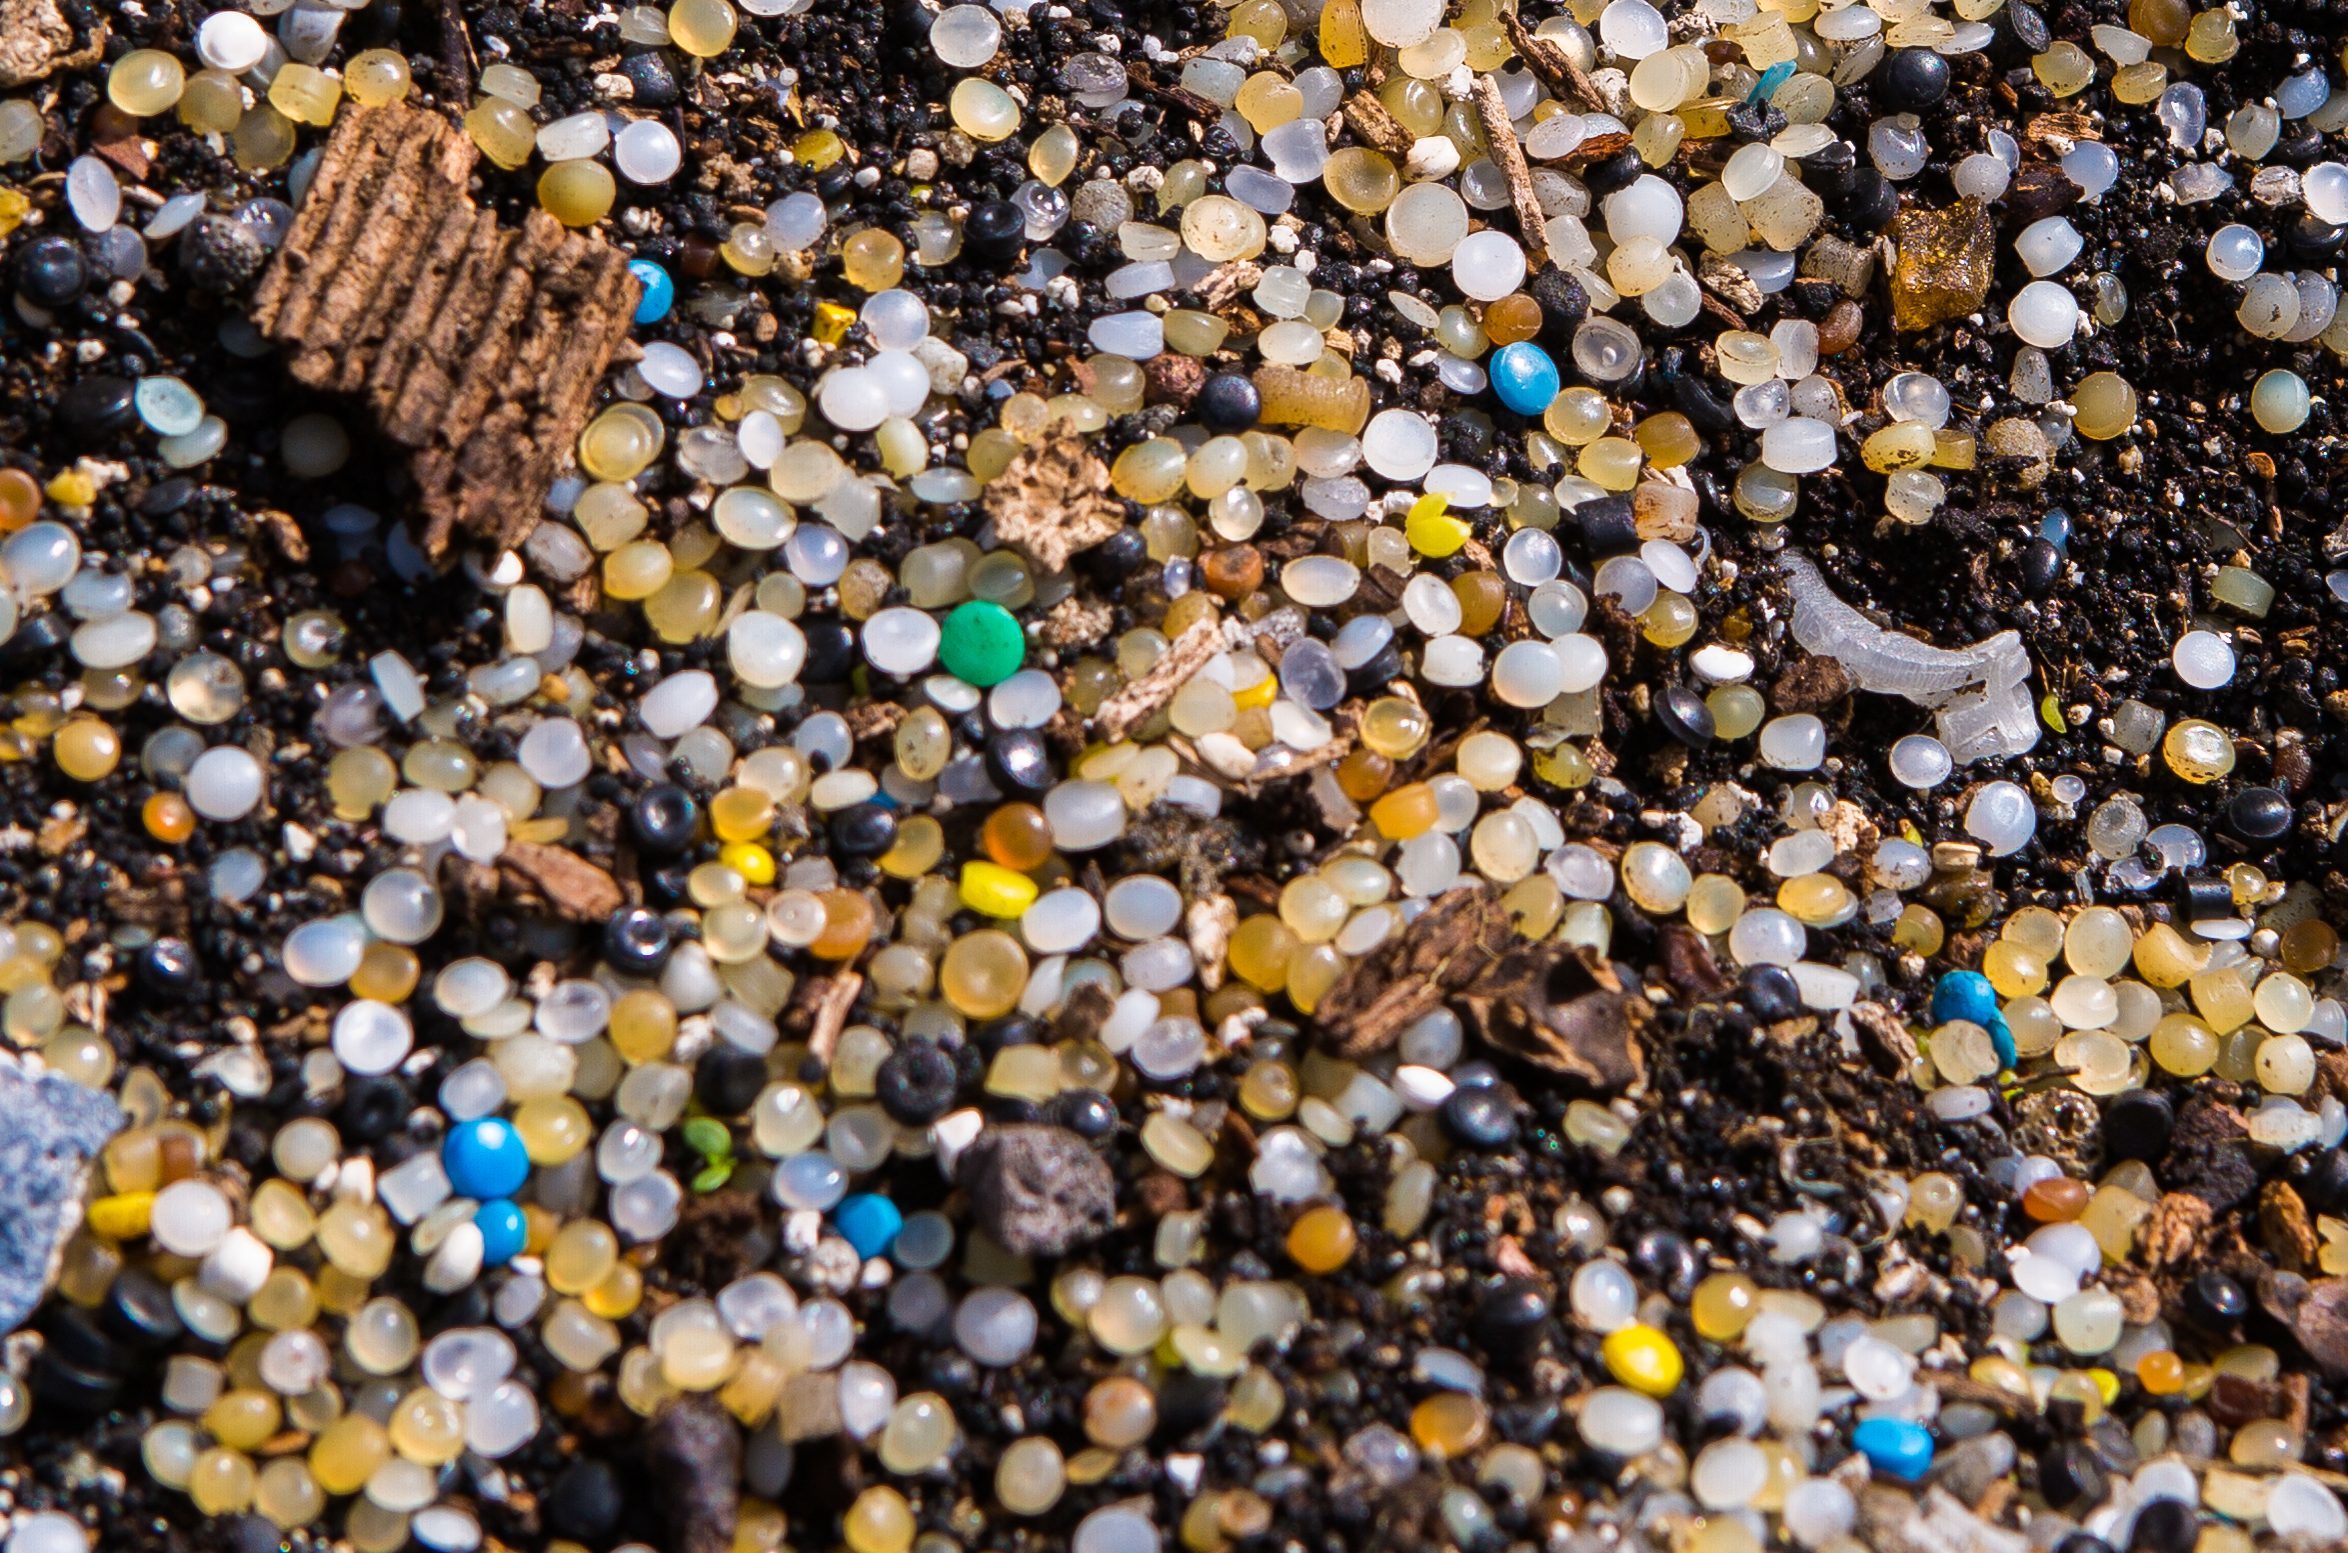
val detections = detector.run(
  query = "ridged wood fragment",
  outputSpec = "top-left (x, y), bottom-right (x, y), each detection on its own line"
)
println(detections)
top-left (250, 104), bottom-right (638, 556)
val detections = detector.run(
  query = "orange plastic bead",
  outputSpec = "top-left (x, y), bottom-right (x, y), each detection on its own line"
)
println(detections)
top-left (0, 468), bottom-right (39, 529)
top-left (143, 792), bottom-right (197, 842)
top-left (982, 803), bottom-right (1054, 871)
top-left (811, 889), bottom-right (876, 960)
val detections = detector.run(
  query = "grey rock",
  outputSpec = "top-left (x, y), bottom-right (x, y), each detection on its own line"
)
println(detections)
top-left (179, 214), bottom-right (269, 294)
top-left (958, 1123), bottom-right (1115, 1259)
top-left (1924, 1429), bottom-right (2016, 1507)
top-left (0, 1061), bottom-right (125, 1334)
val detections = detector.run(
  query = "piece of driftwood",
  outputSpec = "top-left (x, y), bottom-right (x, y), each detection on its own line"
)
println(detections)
top-left (250, 104), bottom-right (638, 557)
top-left (1316, 887), bottom-right (1518, 1058)
top-left (1470, 73), bottom-right (1549, 270)
top-left (1316, 885), bottom-right (1649, 1090)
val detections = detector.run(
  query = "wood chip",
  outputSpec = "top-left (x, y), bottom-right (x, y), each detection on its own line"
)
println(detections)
top-left (1501, 12), bottom-right (1605, 113)
top-left (249, 104), bottom-right (639, 558)
top-left (254, 509), bottom-right (310, 566)
top-left (1192, 260), bottom-right (1265, 313)
top-left (1697, 251), bottom-right (1761, 316)
top-left (1341, 91), bottom-right (1415, 158)
top-left (1092, 618), bottom-right (1226, 743)
top-left (844, 701), bottom-right (905, 741)
top-left (2022, 111), bottom-right (2100, 154)
top-left (495, 840), bottom-right (625, 923)
top-left (1187, 893), bottom-right (1237, 993)
top-left (1459, 941), bottom-right (1649, 1091)
top-left (2142, 1191), bottom-right (2213, 1270)
top-left (1317, 887), bottom-right (1519, 1058)
top-left (1470, 74), bottom-right (1548, 270)
top-left (1039, 595), bottom-right (1114, 649)
top-left (983, 433), bottom-right (1128, 574)
top-left (807, 971), bottom-right (863, 1070)
top-left (1849, 1001), bottom-right (1920, 1077)
top-left (2264, 1178), bottom-right (2319, 1272)
top-left (1125, 60), bottom-right (1220, 124)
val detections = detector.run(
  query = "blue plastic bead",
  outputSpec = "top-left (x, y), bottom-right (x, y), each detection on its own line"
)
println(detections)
top-left (1851, 1417), bottom-right (1935, 1481)
top-left (475, 1199), bottom-right (527, 1266)
top-left (1930, 970), bottom-right (1998, 1026)
top-left (1489, 341), bottom-right (1562, 417)
top-left (2039, 507), bottom-right (2071, 551)
top-left (832, 1193), bottom-right (904, 1259)
top-left (629, 259), bottom-right (675, 326)
top-left (443, 1117), bottom-right (531, 1201)
top-left (1930, 970), bottom-right (2014, 1069)
top-left (1747, 60), bottom-right (1796, 104)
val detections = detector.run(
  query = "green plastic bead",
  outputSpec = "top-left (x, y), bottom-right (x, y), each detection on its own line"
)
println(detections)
top-left (938, 600), bottom-right (1024, 687)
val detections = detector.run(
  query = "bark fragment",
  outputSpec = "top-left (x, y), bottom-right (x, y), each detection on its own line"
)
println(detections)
top-left (984, 433), bottom-right (1128, 573)
top-left (249, 104), bottom-right (639, 558)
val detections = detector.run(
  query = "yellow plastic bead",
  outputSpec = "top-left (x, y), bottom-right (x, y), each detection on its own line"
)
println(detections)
top-left (88, 1191), bottom-right (155, 1239)
top-left (813, 301), bottom-right (858, 346)
top-left (668, 0), bottom-right (738, 56)
top-left (53, 718), bottom-right (122, 781)
top-left (344, 50), bottom-right (413, 106)
top-left (718, 841), bottom-right (776, 886)
top-left (1600, 1324), bottom-right (1684, 1396)
top-left (844, 1486), bottom-right (916, 1553)
top-left (959, 860), bottom-right (1040, 918)
top-left (1405, 494), bottom-right (1469, 557)
top-left (539, 160), bottom-right (616, 226)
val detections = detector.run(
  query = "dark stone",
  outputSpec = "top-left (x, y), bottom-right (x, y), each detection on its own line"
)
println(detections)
top-left (179, 214), bottom-right (271, 293)
top-left (1842, 169), bottom-right (1898, 232)
top-left (964, 200), bottom-right (1027, 267)
top-left (621, 50), bottom-right (682, 107)
top-left (630, 785), bottom-right (697, 853)
top-left (2127, 1498), bottom-right (2195, 1553)
top-left (829, 803), bottom-right (898, 858)
top-left (645, 1396), bottom-right (742, 1553)
top-left (1656, 685), bottom-right (1715, 745)
top-left (1741, 964), bottom-right (1802, 1023)
top-left (874, 1038), bottom-right (960, 1125)
top-left (545, 1458), bottom-right (626, 1540)
top-left (2100, 1088), bottom-right (2172, 1162)
top-left (2018, 537), bottom-right (2062, 596)
top-left (337, 1075), bottom-right (410, 1143)
top-left (15, 235), bottom-right (90, 309)
top-left (1877, 48), bottom-right (1948, 111)
top-left (1472, 1279), bottom-right (1551, 1356)
top-left (1195, 372), bottom-right (1261, 433)
top-left (2225, 787), bottom-right (2291, 841)
top-left (0, 1065), bottom-right (125, 1334)
top-left (1440, 1084), bottom-right (1516, 1148)
top-left (957, 1123), bottom-right (1116, 1258)
top-left (2006, 0), bottom-right (2050, 49)
top-left (1530, 265), bottom-right (1587, 345)
top-left (2160, 1096), bottom-right (2256, 1211)
top-left (56, 375), bottom-right (137, 442)
top-left (696, 1047), bottom-right (769, 1117)
top-left (2037, 1440), bottom-right (2105, 1510)
top-left (603, 906), bottom-right (673, 976)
